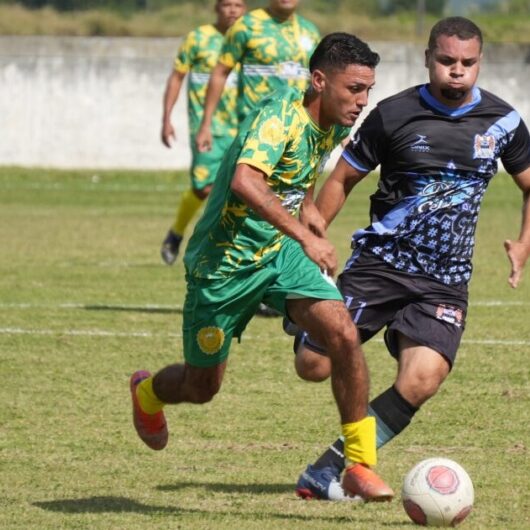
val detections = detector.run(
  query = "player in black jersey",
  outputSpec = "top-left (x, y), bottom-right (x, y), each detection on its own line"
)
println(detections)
top-left (293, 17), bottom-right (530, 501)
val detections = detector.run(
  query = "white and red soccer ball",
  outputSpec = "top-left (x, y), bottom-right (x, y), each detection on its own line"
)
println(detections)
top-left (402, 458), bottom-right (474, 527)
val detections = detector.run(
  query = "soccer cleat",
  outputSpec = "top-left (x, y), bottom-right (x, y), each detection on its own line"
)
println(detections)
top-left (130, 370), bottom-right (168, 450)
top-left (296, 464), bottom-right (362, 501)
top-left (342, 463), bottom-right (394, 502)
top-left (160, 230), bottom-right (183, 265)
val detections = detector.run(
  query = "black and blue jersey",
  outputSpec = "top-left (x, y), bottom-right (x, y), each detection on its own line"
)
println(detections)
top-left (343, 84), bottom-right (530, 286)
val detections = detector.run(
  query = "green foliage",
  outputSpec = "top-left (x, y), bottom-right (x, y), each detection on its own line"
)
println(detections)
top-left (0, 167), bottom-right (528, 529)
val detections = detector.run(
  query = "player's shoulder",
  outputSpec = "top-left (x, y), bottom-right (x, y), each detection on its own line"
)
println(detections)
top-left (376, 85), bottom-right (420, 110)
top-left (243, 8), bottom-right (268, 24)
top-left (184, 24), bottom-right (214, 42)
top-left (295, 13), bottom-right (319, 34)
top-left (477, 87), bottom-right (518, 113)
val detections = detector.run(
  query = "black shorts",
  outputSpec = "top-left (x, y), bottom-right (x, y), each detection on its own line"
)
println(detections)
top-left (301, 252), bottom-right (468, 367)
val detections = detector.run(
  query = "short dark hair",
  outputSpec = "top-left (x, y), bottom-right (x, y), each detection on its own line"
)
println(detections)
top-left (309, 32), bottom-right (380, 73)
top-left (428, 17), bottom-right (483, 52)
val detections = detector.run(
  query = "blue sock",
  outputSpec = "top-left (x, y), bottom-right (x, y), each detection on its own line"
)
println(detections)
top-left (313, 386), bottom-right (418, 471)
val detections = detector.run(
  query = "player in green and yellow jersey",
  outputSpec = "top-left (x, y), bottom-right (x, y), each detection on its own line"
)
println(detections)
top-left (196, 0), bottom-right (320, 152)
top-left (160, 0), bottom-right (246, 265)
top-left (130, 33), bottom-right (395, 502)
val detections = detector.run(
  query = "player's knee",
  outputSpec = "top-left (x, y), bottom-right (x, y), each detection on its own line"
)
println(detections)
top-left (193, 187), bottom-right (210, 200)
top-left (325, 320), bottom-right (360, 352)
top-left (183, 367), bottom-right (223, 403)
top-left (188, 381), bottom-right (221, 403)
top-left (295, 350), bottom-right (331, 382)
top-left (398, 371), bottom-right (446, 407)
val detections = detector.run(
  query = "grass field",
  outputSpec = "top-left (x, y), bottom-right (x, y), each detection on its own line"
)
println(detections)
top-left (0, 167), bottom-right (528, 529)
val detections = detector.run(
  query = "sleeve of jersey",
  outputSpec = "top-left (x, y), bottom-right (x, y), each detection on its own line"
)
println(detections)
top-left (174, 32), bottom-right (194, 74)
top-left (342, 108), bottom-right (386, 173)
top-left (236, 103), bottom-right (290, 176)
top-left (501, 116), bottom-right (530, 175)
top-left (218, 18), bottom-right (247, 69)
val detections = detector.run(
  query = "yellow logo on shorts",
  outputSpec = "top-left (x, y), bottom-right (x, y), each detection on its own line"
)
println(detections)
top-left (259, 116), bottom-right (284, 146)
top-left (194, 165), bottom-right (209, 182)
top-left (197, 326), bottom-right (225, 355)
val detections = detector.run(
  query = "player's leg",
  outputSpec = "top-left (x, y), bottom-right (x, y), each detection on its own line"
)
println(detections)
top-left (130, 272), bottom-right (259, 450)
top-left (308, 332), bottom-right (448, 469)
top-left (296, 285), bottom-right (466, 500)
top-left (130, 362), bottom-right (226, 450)
top-left (288, 297), bottom-right (393, 501)
top-left (161, 135), bottom-right (226, 264)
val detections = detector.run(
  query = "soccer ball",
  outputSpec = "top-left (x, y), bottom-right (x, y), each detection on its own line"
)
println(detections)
top-left (402, 458), bottom-right (474, 527)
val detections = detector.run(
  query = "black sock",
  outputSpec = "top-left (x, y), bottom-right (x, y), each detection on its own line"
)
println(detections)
top-left (312, 385), bottom-right (418, 471)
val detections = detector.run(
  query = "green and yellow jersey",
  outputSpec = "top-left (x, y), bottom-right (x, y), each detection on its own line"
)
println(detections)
top-left (175, 24), bottom-right (238, 137)
top-left (218, 8), bottom-right (320, 121)
top-left (184, 87), bottom-right (350, 279)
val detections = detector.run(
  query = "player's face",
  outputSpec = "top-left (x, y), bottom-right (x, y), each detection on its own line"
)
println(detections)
top-left (425, 34), bottom-right (482, 107)
top-left (216, 0), bottom-right (246, 29)
top-left (316, 64), bottom-right (375, 129)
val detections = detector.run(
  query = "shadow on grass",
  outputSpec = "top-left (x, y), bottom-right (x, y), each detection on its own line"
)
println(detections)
top-left (84, 304), bottom-right (182, 315)
top-left (33, 496), bottom-right (178, 514)
top-left (157, 480), bottom-right (292, 495)
top-left (33, 495), bottom-right (409, 525)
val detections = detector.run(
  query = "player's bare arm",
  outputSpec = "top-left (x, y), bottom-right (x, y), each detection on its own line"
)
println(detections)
top-left (505, 165), bottom-right (530, 288)
top-left (161, 70), bottom-right (186, 148)
top-left (315, 157), bottom-right (367, 227)
top-left (196, 62), bottom-right (233, 152)
top-left (231, 163), bottom-right (338, 275)
top-left (299, 185), bottom-right (327, 238)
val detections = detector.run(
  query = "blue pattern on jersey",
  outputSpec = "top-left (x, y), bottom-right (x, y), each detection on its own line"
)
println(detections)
top-left (352, 169), bottom-right (486, 285)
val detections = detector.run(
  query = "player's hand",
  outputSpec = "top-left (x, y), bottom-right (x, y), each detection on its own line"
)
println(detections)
top-left (196, 125), bottom-right (212, 152)
top-left (161, 122), bottom-right (175, 148)
top-left (301, 233), bottom-right (338, 276)
top-left (504, 239), bottom-right (529, 288)
top-left (300, 201), bottom-right (327, 237)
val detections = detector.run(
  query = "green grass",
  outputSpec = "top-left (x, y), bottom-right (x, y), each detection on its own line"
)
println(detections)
top-left (0, 167), bottom-right (528, 529)
top-left (1, 2), bottom-right (530, 42)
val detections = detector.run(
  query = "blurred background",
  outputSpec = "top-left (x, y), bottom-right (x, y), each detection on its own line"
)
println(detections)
top-left (0, 0), bottom-right (528, 169)
top-left (0, 0), bottom-right (528, 40)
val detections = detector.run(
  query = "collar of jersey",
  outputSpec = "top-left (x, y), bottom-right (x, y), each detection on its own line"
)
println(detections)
top-left (419, 84), bottom-right (481, 117)
top-left (300, 104), bottom-right (330, 135)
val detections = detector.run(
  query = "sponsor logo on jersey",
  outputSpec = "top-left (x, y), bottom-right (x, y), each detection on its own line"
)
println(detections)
top-left (410, 134), bottom-right (431, 153)
top-left (196, 326), bottom-right (225, 355)
top-left (473, 133), bottom-right (496, 159)
top-left (435, 304), bottom-right (464, 327)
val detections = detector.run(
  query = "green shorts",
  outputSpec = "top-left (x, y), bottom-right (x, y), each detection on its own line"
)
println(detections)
top-left (190, 134), bottom-right (235, 190)
top-left (183, 237), bottom-right (342, 367)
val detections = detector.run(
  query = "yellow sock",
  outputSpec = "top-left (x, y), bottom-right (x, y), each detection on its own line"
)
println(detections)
top-left (172, 188), bottom-right (204, 236)
top-left (136, 377), bottom-right (165, 415)
top-left (342, 416), bottom-right (377, 467)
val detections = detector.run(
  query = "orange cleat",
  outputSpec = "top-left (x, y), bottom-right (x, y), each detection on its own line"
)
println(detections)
top-left (342, 463), bottom-right (394, 502)
top-left (130, 370), bottom-right (168, 450)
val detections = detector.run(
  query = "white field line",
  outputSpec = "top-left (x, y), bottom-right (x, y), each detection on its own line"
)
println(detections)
top-left (0, 326), bottom-right (528, 346)
top-left (0, 181), bottom-right (187, 193)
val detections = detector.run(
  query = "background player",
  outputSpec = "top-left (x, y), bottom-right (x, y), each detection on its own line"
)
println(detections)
top-left (160, 0), bottom-right (246, 265)
top-left (130, 33), bottom-right (394, 502)
top-left (195, 0), bottom-right (320, 153)
top-left (290, 17), bottom-right (530, 500)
